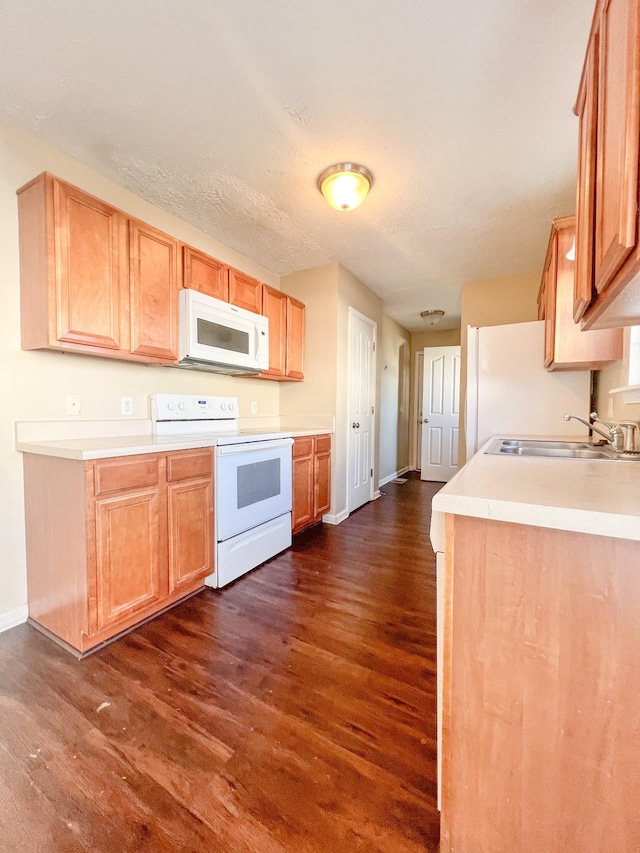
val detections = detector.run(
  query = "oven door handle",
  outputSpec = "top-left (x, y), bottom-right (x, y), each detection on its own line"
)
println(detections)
top-left (216, 437), bottom-right (294, 455)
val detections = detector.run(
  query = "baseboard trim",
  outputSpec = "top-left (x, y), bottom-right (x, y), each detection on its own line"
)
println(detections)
top-left (322, 509), bottom-right (349, 526)
top-left (378, 466), bottom-right (411, 487)
top-left (0, 605), bottom-right (28, 634)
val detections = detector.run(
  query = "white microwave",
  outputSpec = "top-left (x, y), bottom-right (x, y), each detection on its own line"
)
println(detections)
top-left (178, 289), bottom-right (269, 375)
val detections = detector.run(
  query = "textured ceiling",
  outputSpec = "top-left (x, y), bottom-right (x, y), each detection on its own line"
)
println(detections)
top-left (0, 0), bottom-right (593, 331)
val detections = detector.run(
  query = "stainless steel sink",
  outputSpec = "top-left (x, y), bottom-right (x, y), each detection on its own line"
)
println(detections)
top-left (485, 438), bottom-right (640, 460)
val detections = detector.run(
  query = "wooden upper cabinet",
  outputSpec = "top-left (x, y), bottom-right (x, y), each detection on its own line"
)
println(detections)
top-left (541, 215), bottom-right (622, 370)
top-left (593, 0), bottom-right (639, 295)
top-left (229, 268), bottom-right (262, 313)
top-left (259, 285), bottom-right (305, 381)
top-left (129, 220), bottom-right (179, 361)
top-left (575, 0), bottom-right (640, 329)
top-left (574, 30), bottom-right (599, 322)
top-left (19, 173), bottom-right (129, 355)
top-left (261, 285), bottom-right (288, 378)
top-left (286, 295), bottom-right (305, 381)
top-left (182, 245), bottom-right (229, 301)
top-left (17, 173), bottom-right (179, 363)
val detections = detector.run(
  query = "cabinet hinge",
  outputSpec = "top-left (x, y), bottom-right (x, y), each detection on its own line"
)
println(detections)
top-left (372, 342), bottom-right (376, 351)
top-left (371, 405), bottom-right (374, 415)
top-left (371, 468), bottom-right (373, 477)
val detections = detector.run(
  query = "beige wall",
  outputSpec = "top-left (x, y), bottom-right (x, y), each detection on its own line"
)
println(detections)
top-left (379, 315), bottom-right (411, 483)
top-left (459, 273), bottom-right (540, 464)
top-left (595, 326), bottom-right (640, 422)
top-left (409, 328), bottom-right (462, 469)
top-left (0, 118), bottom-right (281, 627)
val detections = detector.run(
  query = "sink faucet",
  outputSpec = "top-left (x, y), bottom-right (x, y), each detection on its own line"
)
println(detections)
top-left (564, 412), bottom-right (624, 452)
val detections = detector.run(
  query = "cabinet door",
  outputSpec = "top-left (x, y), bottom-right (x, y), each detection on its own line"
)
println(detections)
top-left (229, 269), bottom-right (262, 313)
top-left (167, 478), bottom-right (213, 594)
top-left (292, 439), bottom-right (314, 533)
top-left (94, 488), bottom-right (164, 632)
top-left (314, 437), bottom-right (331, 519)
top-left (574, 33), bottom-right (599, 322)
top-left (593, 0), bottom-right (640, 295)
top-left (286, 296), bottom-right (305, 380)
top-left (129, 220), bottom-right (179, 361)
top-left (261, 285), bottom-right (287, 378)
top-left (53, 179), bottom-right (128, 352)
top-left (183, 245), bottom-right (229, 301)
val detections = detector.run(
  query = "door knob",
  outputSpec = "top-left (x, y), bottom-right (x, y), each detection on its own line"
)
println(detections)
top-left (423, 418), bottom-right (429, 424)
top-left (352, 422), bottom-right (360, 429)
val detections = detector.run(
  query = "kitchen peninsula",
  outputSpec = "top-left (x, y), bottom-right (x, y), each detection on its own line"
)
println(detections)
top-left (431, 439), bottom-right (640, 852)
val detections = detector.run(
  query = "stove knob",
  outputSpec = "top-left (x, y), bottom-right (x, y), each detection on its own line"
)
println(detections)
top-left (220, 402), bottom-right (227, 411)
top-left (178, 402), bottom-right (185, 411)
top-left (228, 402), bottom-right (235, 411)
top-left (167, 402), bottom-right (175, 411)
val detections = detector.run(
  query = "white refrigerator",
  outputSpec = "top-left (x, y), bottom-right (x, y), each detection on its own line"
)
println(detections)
top-left (465, 320), bottom-right (591, 458)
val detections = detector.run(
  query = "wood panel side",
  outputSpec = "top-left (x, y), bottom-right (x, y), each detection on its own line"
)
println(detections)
top-left (23, 454), bottom-right (89, 649)
top-left (17, 173), bottom-right (52, 349)
top-left (445, 515), bottom-right (640, 852)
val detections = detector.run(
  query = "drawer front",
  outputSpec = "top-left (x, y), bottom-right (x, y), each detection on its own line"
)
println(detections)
top-left (315, 435), bottom-right (331, 453)
top-left (293, 437), bottom-right (314, 458)
top-left (93, 455), bottom-right (160, 496)
top-left (166, 449), bottom-right (213, 482)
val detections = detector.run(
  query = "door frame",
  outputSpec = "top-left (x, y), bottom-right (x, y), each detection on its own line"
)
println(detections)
top-left (347, 307), bottom-right (377, 513)
top-left (412, 349), bottom-right (425, 470)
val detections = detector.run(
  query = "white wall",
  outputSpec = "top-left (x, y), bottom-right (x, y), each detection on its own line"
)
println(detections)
top-left (0, 118), bottom-right (281, 628)
top-left (379, 315), bottom-right (411, 483)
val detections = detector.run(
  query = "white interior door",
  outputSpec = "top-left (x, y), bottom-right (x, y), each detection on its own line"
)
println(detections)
top-left (420, 346), bottom-right (460, 482)
top-left (348, 309), bottom-right (376, 512)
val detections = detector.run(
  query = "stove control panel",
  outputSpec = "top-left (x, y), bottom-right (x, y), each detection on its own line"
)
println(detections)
top-left (151, 393), bottom-right (238, 422)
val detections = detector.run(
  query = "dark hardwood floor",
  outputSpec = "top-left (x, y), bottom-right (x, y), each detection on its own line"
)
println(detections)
top-left (0, 475), bottom-right (442, 852)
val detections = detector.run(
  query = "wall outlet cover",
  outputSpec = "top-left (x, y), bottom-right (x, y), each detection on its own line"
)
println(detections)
top-left (121, 397), bottom-right (133, 416)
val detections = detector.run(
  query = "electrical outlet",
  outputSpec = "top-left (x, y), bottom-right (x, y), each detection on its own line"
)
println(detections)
top-left (251, 401), bottom-right (258, 415)
top-left (121, 396), bottom-right (133, 416)
top-left (66, 395), bottom-right (81, 416)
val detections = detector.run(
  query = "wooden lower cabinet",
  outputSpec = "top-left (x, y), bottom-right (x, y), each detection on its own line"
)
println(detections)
top-left (292, 435), bottom-right (331, 534)
top-left (23, 448), bottom-right (213, 654)
top-left (441, 513), bottom-right (640, 852)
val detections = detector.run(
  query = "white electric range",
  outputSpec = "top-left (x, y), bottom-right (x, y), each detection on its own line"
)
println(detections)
top-left (152, 394), bottom-right (293, 587)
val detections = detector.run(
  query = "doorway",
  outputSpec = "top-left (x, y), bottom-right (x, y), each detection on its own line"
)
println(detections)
top-left (347, 308), bottom-right (377, 513)
top-left (420, 346), bottom-right (460, 482)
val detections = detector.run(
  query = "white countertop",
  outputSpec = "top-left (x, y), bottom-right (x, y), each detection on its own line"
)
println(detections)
top-left (430, 434), bottom-right (640, 550)
top-left (14, 419), bottom-right (332, 461)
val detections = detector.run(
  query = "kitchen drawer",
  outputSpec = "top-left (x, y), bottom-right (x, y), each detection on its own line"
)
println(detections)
top-left (166, 449), bottom-right (213, 482)
top-left (293, 437), bottom-right (314, 458)
top-left (93, 455), bottom-right (160, 496)
top-left (315, 435), bottom-right (331, 453)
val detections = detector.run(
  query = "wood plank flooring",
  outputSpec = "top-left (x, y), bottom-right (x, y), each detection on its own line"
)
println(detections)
top-left (0, 475), bottom-right (442, 852)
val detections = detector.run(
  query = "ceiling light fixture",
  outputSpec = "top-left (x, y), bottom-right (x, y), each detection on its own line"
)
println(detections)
top-left (317, 163), bottom-right (374, 211)
top-left (420, 309), bottom-right (445, 327)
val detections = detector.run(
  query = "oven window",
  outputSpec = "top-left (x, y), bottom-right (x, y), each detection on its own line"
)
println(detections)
top-left (197, 318), bottom-right (250, 354)
top-left (237, 458), bottom-right (281, 509)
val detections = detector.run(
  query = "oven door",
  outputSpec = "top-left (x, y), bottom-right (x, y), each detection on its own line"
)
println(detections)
top-left (215, 438), bottom-right (293, 541)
